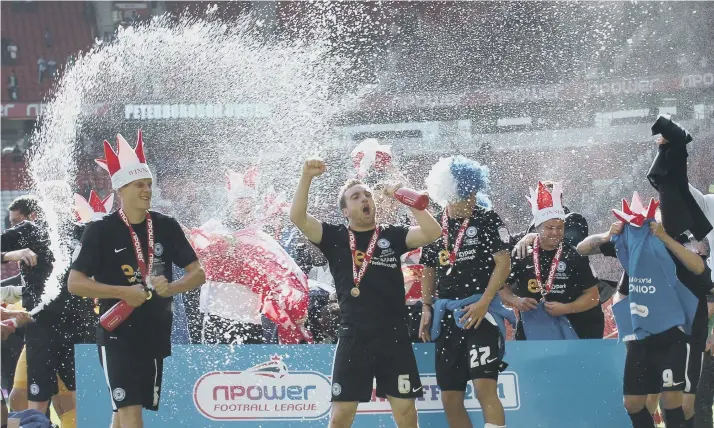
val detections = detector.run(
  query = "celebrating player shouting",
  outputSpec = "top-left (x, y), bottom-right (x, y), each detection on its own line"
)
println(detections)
top-left (290, 157), bottom-right (440, 428)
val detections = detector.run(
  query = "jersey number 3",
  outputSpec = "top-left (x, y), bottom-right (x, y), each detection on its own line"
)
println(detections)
top-left (469, 346), bottom-right (492, 368)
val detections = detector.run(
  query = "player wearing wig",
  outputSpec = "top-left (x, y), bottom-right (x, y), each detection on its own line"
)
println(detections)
top-left (420, 156), bottom-right (514, 428)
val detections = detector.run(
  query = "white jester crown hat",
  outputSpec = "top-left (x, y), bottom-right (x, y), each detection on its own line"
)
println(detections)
top-left (95, 129), bottom-right (153, 190)
top-left (73, 190), bottom-right (114, 222)
top-left (612, 192), bottom-right (659, 227)
top-left (351, 138), bottom-right (392, 177)
top-left (527, 181), bottom-right (566, 226)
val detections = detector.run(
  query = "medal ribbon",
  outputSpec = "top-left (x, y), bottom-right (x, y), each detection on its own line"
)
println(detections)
top-left (348, 226), bottom-right (381, 289)
top-left (532, 235), bottom-right (563, 297)
top-left (441, 209), bottom-right (471, 269)
top-left (118, 209), bottom-right (154, 287)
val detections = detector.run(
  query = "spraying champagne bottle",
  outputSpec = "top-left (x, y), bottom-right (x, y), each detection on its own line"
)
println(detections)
top-left (394, 187), bottom-right (429, 211)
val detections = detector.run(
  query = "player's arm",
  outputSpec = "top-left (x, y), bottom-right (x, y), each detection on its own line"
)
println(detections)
top-left (484, 250), bottom-right (511, 302)
top-left (290, 158), bottom-right (325, 245)
top-left (650, 221), bottom-right (705, 275)
top-left (421, 266), bottom-right (436, 306)
top-left (159, 261), bottom-right (205, 297)
top-left (576, 221), bottom-right (624, 256)
top-left (405, 207), bottom-right (441, 249)
top-left (563, 286), bottom-right (600, 314)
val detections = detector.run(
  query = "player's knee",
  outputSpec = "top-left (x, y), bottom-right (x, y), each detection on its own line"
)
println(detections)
top-left (659, 391), bottom-right (683, 409)
top-left (473, 379), bottom-right (498, 404)
top-left (117, 405), bottom-right (143, 428)
top-left (391, 401), bottom-right (417, 427)
top-left (681, 394), bottom-right (695, 419)
top-left (329, 403), bottom-right (357, 428)
top-left (441, 391), bottom-right (465, 410)
top-left (623, 395), bottom-right (647, 414)
top-left (8, 388), bottom-right (27, 411)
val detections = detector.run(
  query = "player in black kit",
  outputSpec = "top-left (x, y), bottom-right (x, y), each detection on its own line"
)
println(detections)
top-left (68, 130), bottom-right (205, 428)
top-left (1, 194), bottom-right (89, 427)
top-left (502, 182), bottom-right (603, 340)
top-left (419, 156), bottom-right (512, 428)
top-left (290, 157), bottom-right (440, 428)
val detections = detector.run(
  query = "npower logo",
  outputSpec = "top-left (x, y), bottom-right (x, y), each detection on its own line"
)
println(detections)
top-left (193, 355), bottom-right (331, 421)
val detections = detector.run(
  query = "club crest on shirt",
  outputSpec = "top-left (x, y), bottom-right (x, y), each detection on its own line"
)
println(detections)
top-left (154, 242), bottom-right (164, 257)
top-left (377, 238), bottom-right (391, 249)
top-left (557, 261), bottom-right (567, 272)
top-left (466, 226), bottom-right (478, 238)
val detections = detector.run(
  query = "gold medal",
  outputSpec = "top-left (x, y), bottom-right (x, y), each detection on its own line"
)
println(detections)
top-left (350, 287), bottom-right (360, 297)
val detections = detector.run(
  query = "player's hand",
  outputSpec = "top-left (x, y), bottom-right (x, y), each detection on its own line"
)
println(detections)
top-left (608, 221), bottom-right (624, 238)
top-left (302, 158), bottom-right (326, 179)
top-left (544, 301), bottom-right (570, 317)
top-left (150, 275), bottom-right (172, 297)
top-left (5, 310), bottom-right (32, 327)
top-left (419, 304), bottom-right (432, 342)
top-left (3, 249), bottom-right (38, 267)
top-left (649, 221), bottom-right (667, 240)
top-left (514, 297), bottom-right (539, 313)
top-left (459, 299), bottom-right (489, 329)
top-left (512, 233), bottom-right (537, 260)
top-left (122, 284), bottom-right (150, 307)
top-left (705, 331), bottom-right (713, 355)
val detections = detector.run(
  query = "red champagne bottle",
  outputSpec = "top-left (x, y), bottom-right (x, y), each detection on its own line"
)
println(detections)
top-left (100, 300), bottom-right (136, 332)
top-left (394, 187), bottom-right (429, 211)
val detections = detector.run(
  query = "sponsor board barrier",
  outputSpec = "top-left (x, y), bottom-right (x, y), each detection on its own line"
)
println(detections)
top-left (76, 340), bottom-right (630, 427)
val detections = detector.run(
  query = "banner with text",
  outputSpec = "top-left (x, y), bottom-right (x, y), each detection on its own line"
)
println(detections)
top-left (76, 341), bottom-right (630, 427)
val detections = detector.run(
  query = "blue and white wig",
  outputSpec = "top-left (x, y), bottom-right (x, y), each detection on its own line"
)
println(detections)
top-left (425, 156), bottom-right (491, 208)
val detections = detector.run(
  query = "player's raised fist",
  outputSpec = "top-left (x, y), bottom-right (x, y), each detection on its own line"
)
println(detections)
top-left (303, 157), bottom-right (326, 178)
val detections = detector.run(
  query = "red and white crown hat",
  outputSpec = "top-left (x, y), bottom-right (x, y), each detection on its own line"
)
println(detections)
top-left (612, 192), bottom-right (659, 227)
top-left (73, 190), bottom-right (114, 222)
top-left (351, 138), bottom-right (392, 177)
top-left (526, 181), bottom-right (566, 226)
top-left (95, 129), bottom-right (152, 189)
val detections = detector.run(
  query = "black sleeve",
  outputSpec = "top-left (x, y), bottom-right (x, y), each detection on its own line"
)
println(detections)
top-left (572, 252), bottom-right (599, 290)
top-left (677, 264), bottom-right (714, 299)
top-left (0, 223), bottom-right (26, 252)
top-left (71, 221), bottom-right (102, 278)
top-left (317, 223), bottom-right (340, 263)
top-left (165, 217), bottom-right (198, 269)
top-left (483, 210), bottom-right (509, 255)
top-left (506, 258), bottom-right (521, 286)
top-left (420, 241), bottom-right (439, 267)
top-left (600, 241), bottom-right (617, 258)
top-left (387, 225), bottom-right (410, 257)
top-left (564, 213), bottom-right (589, 247)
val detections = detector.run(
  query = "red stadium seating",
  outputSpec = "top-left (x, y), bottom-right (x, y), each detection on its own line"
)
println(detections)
top-left (1, 1), bottom-right (95, 102)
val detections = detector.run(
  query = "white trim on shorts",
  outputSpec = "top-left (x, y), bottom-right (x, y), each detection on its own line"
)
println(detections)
top-left (100, 346), bottom-right (117, 411)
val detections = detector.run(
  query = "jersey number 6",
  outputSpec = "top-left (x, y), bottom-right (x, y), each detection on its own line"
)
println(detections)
top-left (398, 374), bottom-right (411, 394)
